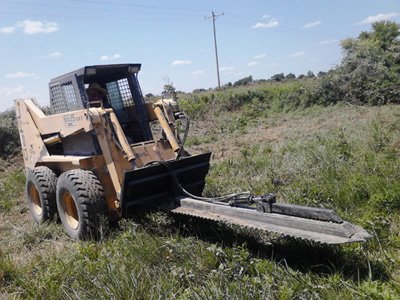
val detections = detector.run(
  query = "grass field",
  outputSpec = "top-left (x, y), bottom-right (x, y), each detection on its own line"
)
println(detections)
top-left (1, 103), bottom-right (400, 299)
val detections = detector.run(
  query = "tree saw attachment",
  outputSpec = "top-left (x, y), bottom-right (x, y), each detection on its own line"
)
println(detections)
top-left (169, 197), bottom-right (372, 245)
top-left (120, 156), bottom-right (372, 245)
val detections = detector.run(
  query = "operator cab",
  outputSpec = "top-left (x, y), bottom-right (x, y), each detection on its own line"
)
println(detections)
top-left (49, 64), bottom-right (153, 143)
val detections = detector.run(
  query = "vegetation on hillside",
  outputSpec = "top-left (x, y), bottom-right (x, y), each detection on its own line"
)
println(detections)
top-left (1, 21), bottom-right (400, 299)
top-left (178, 21), bottom-right (400, 118)
top-left (312, 21), bottom-right (400, 106)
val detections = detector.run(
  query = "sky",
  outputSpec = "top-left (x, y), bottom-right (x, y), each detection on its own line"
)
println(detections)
top-left (0, 0), bottom-right (399, 112)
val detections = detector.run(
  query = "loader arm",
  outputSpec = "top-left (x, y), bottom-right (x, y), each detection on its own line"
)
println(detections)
top-left (17, 98), bottom-right (93, 137)
top-left (153, 99), bottom-right (182, 154)
top-left (88, 107), bottom-right (135, 197)
top-left (15, 99), bottom-right (50, 168)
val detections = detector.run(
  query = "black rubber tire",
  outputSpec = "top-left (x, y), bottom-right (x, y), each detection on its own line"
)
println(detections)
top-left (26, 166), bottom-right (58, 223)
top-left (56, 169), bottom-right (108, 240)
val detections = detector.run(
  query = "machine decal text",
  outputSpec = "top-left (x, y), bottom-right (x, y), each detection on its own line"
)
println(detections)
top-left (63, 114), bottom-right (77, 127)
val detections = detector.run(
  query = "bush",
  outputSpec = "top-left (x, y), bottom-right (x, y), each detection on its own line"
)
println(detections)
top-left (309, 21), bottom-right (400, 105)
top-left (233, 75), bottom-right (253, 87)
top-left (179, 94), bottom-right (210, 120)
top-left (0, 109), bottom-right (20, 159)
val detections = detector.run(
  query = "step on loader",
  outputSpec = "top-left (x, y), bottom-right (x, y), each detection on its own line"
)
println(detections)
top-left (15, 64), bottom-right (372, 244)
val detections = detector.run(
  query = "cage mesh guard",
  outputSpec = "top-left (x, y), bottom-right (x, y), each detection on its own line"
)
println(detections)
top-left (107, 78), bottom-right (134, 107)
top-left (50, 81), bottom-right (79, 114)
top-left (50, 85), bottom-right (66, 113)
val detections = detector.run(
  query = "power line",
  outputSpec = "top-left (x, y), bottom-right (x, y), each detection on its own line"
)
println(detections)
top-left (67, 0), bottom-right (208, 12)
top-left (0, 0), bottom-right (208, 21)
top-left (205, 11), bottom-right (224, 89)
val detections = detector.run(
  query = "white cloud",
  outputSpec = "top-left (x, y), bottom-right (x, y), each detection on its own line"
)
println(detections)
top-left (0, 85), bottom-right (26, 97)
top-left (0, 86), bottom-right (38, 110)
top-left (262, 14), bottom-right (271, 19)
top-left (5, 72), bottom-right (36, 78)
top-left (254, 54), bottom-right (266, 59)
top-left (49, 51), bottom-right (62, 58)
top-left (252, 19), bottom-right (279, 29)
top-left (290, 51), bottom-right (305, 58)
top-left (357, 13), bottom-right (399, 24)
top-left (17, 20), bottom-right (59, 34)
top-left (171, 60), bottom-right (192, 66)
top-left (100, 54), bottom-right (120, 61)
top-left (248, 61), bottom-right (259, 67)
top-left (303, 21), bottom-right (322, 29)
top-left (219, 66), bottom-right (235, 72)
top-left (192, 70), bottom-right (204, 76)
top-left (319, 39), bottom-right (339, 45)
top-left (0, 26), bottom-right (15, 34)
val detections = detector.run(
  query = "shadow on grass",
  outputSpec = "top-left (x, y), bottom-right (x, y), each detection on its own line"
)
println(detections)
top-left (129, 210), bottom-right (389, 283)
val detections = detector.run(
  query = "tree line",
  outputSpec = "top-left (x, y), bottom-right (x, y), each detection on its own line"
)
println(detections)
top-left (228, 21), bottom-right (400, 105)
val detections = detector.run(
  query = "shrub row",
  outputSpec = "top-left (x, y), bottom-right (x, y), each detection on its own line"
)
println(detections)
top-left (179, 21), bottom-right (400, 120)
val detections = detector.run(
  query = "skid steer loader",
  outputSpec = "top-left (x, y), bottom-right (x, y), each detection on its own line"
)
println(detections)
top-left (15, 63), bottom-right (372, 244)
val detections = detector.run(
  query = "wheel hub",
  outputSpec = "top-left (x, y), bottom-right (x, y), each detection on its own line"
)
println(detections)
top-left (62, 192), bottom-right (79, 229)
top-left (29, 184), bottom-right (42, 216)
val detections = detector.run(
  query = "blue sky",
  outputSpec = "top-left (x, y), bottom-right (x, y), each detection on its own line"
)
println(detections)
top-left (0, 0), bottom-right (399, 111)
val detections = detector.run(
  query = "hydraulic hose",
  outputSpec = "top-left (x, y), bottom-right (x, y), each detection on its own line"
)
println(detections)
top-left (144, 160), bottom-right (252, 203)
top-left (176, 112), bottom-right (190, 160)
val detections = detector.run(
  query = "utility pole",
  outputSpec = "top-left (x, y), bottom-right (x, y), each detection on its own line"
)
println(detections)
top-left (205, 11), bottom-right (224, 89)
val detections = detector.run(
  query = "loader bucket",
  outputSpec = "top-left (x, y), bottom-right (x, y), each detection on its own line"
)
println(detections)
top-left (121, 152), bottom-right (211, 217)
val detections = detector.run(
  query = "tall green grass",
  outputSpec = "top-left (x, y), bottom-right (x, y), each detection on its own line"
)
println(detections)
top-left (1, 215), bottom-right (399, 299)
top-left (1, 105), bottom-right (400, 299)
top-left (0, 164), bottom-right (25, 212)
